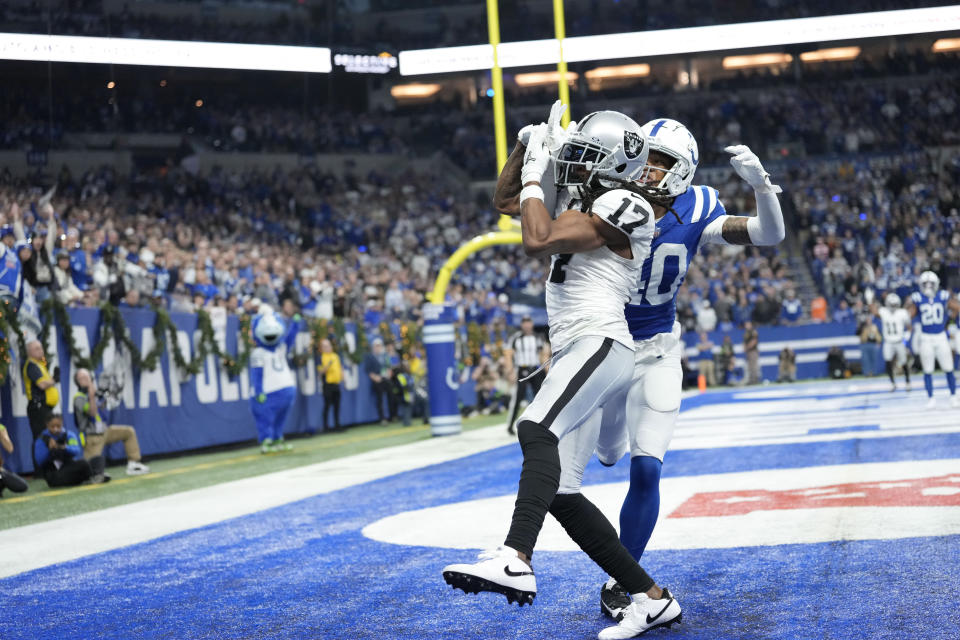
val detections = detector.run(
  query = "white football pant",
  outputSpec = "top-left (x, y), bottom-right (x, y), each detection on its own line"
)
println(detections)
top-left (517, 334), bottom-right (634, 442)
top-left (918, 332), bottom-right (954, 374)
top-left (882, 341), bottom-right (908, 367)
top-left (558, 326), bottom-right (684, 494)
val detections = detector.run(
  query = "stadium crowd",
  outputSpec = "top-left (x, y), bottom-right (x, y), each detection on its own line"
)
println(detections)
top-left (2, 49), bottom-right (957, 182)
top-left (792, 151), bottom-right (960, 322)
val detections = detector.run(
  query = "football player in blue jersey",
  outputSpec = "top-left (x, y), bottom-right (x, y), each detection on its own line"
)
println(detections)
top-left (905, 271), bottom-right (960, 409)
top-left (494, 116), bottom-right (785, 635)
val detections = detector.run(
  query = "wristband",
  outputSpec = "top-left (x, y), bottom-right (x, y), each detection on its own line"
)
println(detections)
top-left (519, 185), bottom-right (545, 205)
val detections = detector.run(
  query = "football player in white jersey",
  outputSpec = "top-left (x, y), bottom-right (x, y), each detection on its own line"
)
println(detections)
top-left (875, 293), bottom-right (912, 391)
top-left (444, 108), bottom-right (683, 637)
top-left (905, 271), bottom-right (960, 408)
top-left (492, 115), bottom-right (785, 637)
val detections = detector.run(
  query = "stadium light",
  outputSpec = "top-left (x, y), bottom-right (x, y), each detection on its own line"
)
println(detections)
top-left (0, 33), bottom-right (331, 73)
top-left (799, 46), bottom-right (862, 62)
top-left (390, 83), bottom-right (442, 98)
top-left (514, 70), bottom-right (578, 87)
top-left (722, 53), bottom-right (793, 70)
top-left (584, 63), bottom-right (651, 80)
top-left (399, 6), bottom-right (960, 75)
top-left (932, 37), bottom-right (960, 52)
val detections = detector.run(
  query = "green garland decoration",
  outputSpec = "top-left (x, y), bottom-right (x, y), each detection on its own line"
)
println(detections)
top-left (0, 300), bottom-right (28, 386)
top-left (38, 297), bottom-right (254, 378)
top-left (14, 298), bottom-right (394, 386)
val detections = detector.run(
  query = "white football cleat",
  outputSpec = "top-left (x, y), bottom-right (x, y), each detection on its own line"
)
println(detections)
top-left (951, 395), bottom-right (959, 409)
top-left (598, 589), bottom-right (682, 639)
top-left (926, 397), bottom-right (937, 410)
top-left (442, 546), bottom-right (536, 606)
top-left (126, 460), bottom-right (150, 475)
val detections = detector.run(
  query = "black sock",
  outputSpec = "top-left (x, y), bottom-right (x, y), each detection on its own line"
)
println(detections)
top-left (504, 420), bottom-right (560, 558)
top-left (886, 360), bottom-right (895, 384)
top-left (550, 492), bottom-right (655, 595)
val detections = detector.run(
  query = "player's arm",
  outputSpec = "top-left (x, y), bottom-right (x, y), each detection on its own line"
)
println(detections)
top-left (700, 145), bottom-right (785, 246)
top-left (493, 142), bottom-right (526, 216)
top-left (520, 203), bottom-right (626, 258)
top-left (904, 297), bottom-right (918, 319)
top-left (518, 126), bottom-right (634, 258)
top-left (948, 297), bottom-right (960, 317)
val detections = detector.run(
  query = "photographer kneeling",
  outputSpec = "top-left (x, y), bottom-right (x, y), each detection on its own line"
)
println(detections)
top-left (73, 368), bottom-right (150, 477)
top-left (33, 414), bottom-right (93, 487)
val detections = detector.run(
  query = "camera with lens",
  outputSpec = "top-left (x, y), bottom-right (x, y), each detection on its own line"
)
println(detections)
top-left (44, 432), bottom-right (67, 449)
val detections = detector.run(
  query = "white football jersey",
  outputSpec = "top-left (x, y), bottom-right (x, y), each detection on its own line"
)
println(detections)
top-left (878, 306), bottom-right (910, 343)
top-left (250, 344), bottom-right (297, 394)
top-left (544, 188), bottom-right (656, 352)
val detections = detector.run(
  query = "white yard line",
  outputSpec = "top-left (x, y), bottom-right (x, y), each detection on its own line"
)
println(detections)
top-left (1, 424), bottom-right (514, 579)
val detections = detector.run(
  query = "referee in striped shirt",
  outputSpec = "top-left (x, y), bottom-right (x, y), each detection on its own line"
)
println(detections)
top-left (505, 315), bottom-right (550, 435)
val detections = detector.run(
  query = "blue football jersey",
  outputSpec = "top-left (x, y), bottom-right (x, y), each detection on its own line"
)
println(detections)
top-left (624, 185), bottom-right (726, 340)
top-left (910, 290), bottom-right (950, 334)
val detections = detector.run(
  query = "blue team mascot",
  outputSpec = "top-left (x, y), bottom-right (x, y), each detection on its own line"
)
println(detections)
top-left (250, 309), bottom-right (298, 453)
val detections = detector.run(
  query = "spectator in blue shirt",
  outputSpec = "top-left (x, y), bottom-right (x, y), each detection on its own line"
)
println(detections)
top-left (33, 414), bottom-right (93, 487)
top-left (66, 228), bottom-right (90, 290)
top-left (780, 289), bottom-right (803, 325)
top-left (190, 269), bottom-right (219, 303)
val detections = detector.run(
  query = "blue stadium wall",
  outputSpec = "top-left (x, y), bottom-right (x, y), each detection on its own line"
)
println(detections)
top-left (1, 309), bottom-right (868, 474)
top-left (682, 321), bottom-right (863, 381)
top-left (0, 308), bottom-right (380, 475)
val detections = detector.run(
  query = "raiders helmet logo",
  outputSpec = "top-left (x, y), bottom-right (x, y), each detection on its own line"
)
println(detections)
top-left (623, 131), bottom-right (644, 159)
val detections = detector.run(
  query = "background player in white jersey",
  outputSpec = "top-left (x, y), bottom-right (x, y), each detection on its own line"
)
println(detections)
top-left (905, 271), bottom-right (960, 408)
top-left (875, 293), bottom-right (912, 391)
top-left (444, 109), bottom-right (682, 639)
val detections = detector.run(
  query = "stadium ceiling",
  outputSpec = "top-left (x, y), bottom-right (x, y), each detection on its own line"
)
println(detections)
top-left (398, 5), bottom-right (960, 76)
top-left (0, 34), bottom-right (332, 73)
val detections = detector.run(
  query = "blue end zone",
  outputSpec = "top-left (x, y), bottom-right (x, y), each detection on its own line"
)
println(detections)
top-left (4, 381), bottom-right (959, 640)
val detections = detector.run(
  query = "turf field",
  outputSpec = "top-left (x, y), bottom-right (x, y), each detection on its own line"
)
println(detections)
top-left (2, 379), bottom-right (959, 640)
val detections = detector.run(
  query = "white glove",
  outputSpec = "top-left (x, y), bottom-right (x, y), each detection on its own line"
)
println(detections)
top-left (545, 100), bottom-right (570, 153)
top-left (517, 122), bottom-right (546, 147)
top-left (521, 126), bottom-right (550, 185)
top-left (725, 145), bottom-right (782, 194)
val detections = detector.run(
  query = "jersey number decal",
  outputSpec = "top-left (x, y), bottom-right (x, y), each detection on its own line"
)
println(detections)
top-left (635, 243), bottom-right (688, 306)
top-left (919, 303), bottom-right (944, 326)
top-left (271, 352), bottom-right (288, 371)
top-left (549, 253), bottom-right (573, 284)
top-left (608, 196), bottom-right (650, 233)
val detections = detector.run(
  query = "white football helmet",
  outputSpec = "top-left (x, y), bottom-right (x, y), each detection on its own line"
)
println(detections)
top-left (919, 271), bottom-right (939, 297)
top-left (884, 292), bottom-right (901, 309)
top-left (639, 118), bottom-right (699, 197)
top-left (553, 110), bottom-right (649, 198)
top-left (254, 312), bottom-right (286, 347)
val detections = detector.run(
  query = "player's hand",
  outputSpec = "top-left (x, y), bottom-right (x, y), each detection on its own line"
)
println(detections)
top-left (521, 126), bottom-right (550, 186)
top-left (545, 100), bottom-right (571, 154)
top-left (257, 393), bottom-right (267, 404)
top-left (517, 123), bottom-right (545, 147)
top-left (724, 145), bottom-right (782, 194)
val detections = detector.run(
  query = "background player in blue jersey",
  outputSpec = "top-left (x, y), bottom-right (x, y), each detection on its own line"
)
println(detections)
top-left (905, 271), bottom-right (960, 409)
